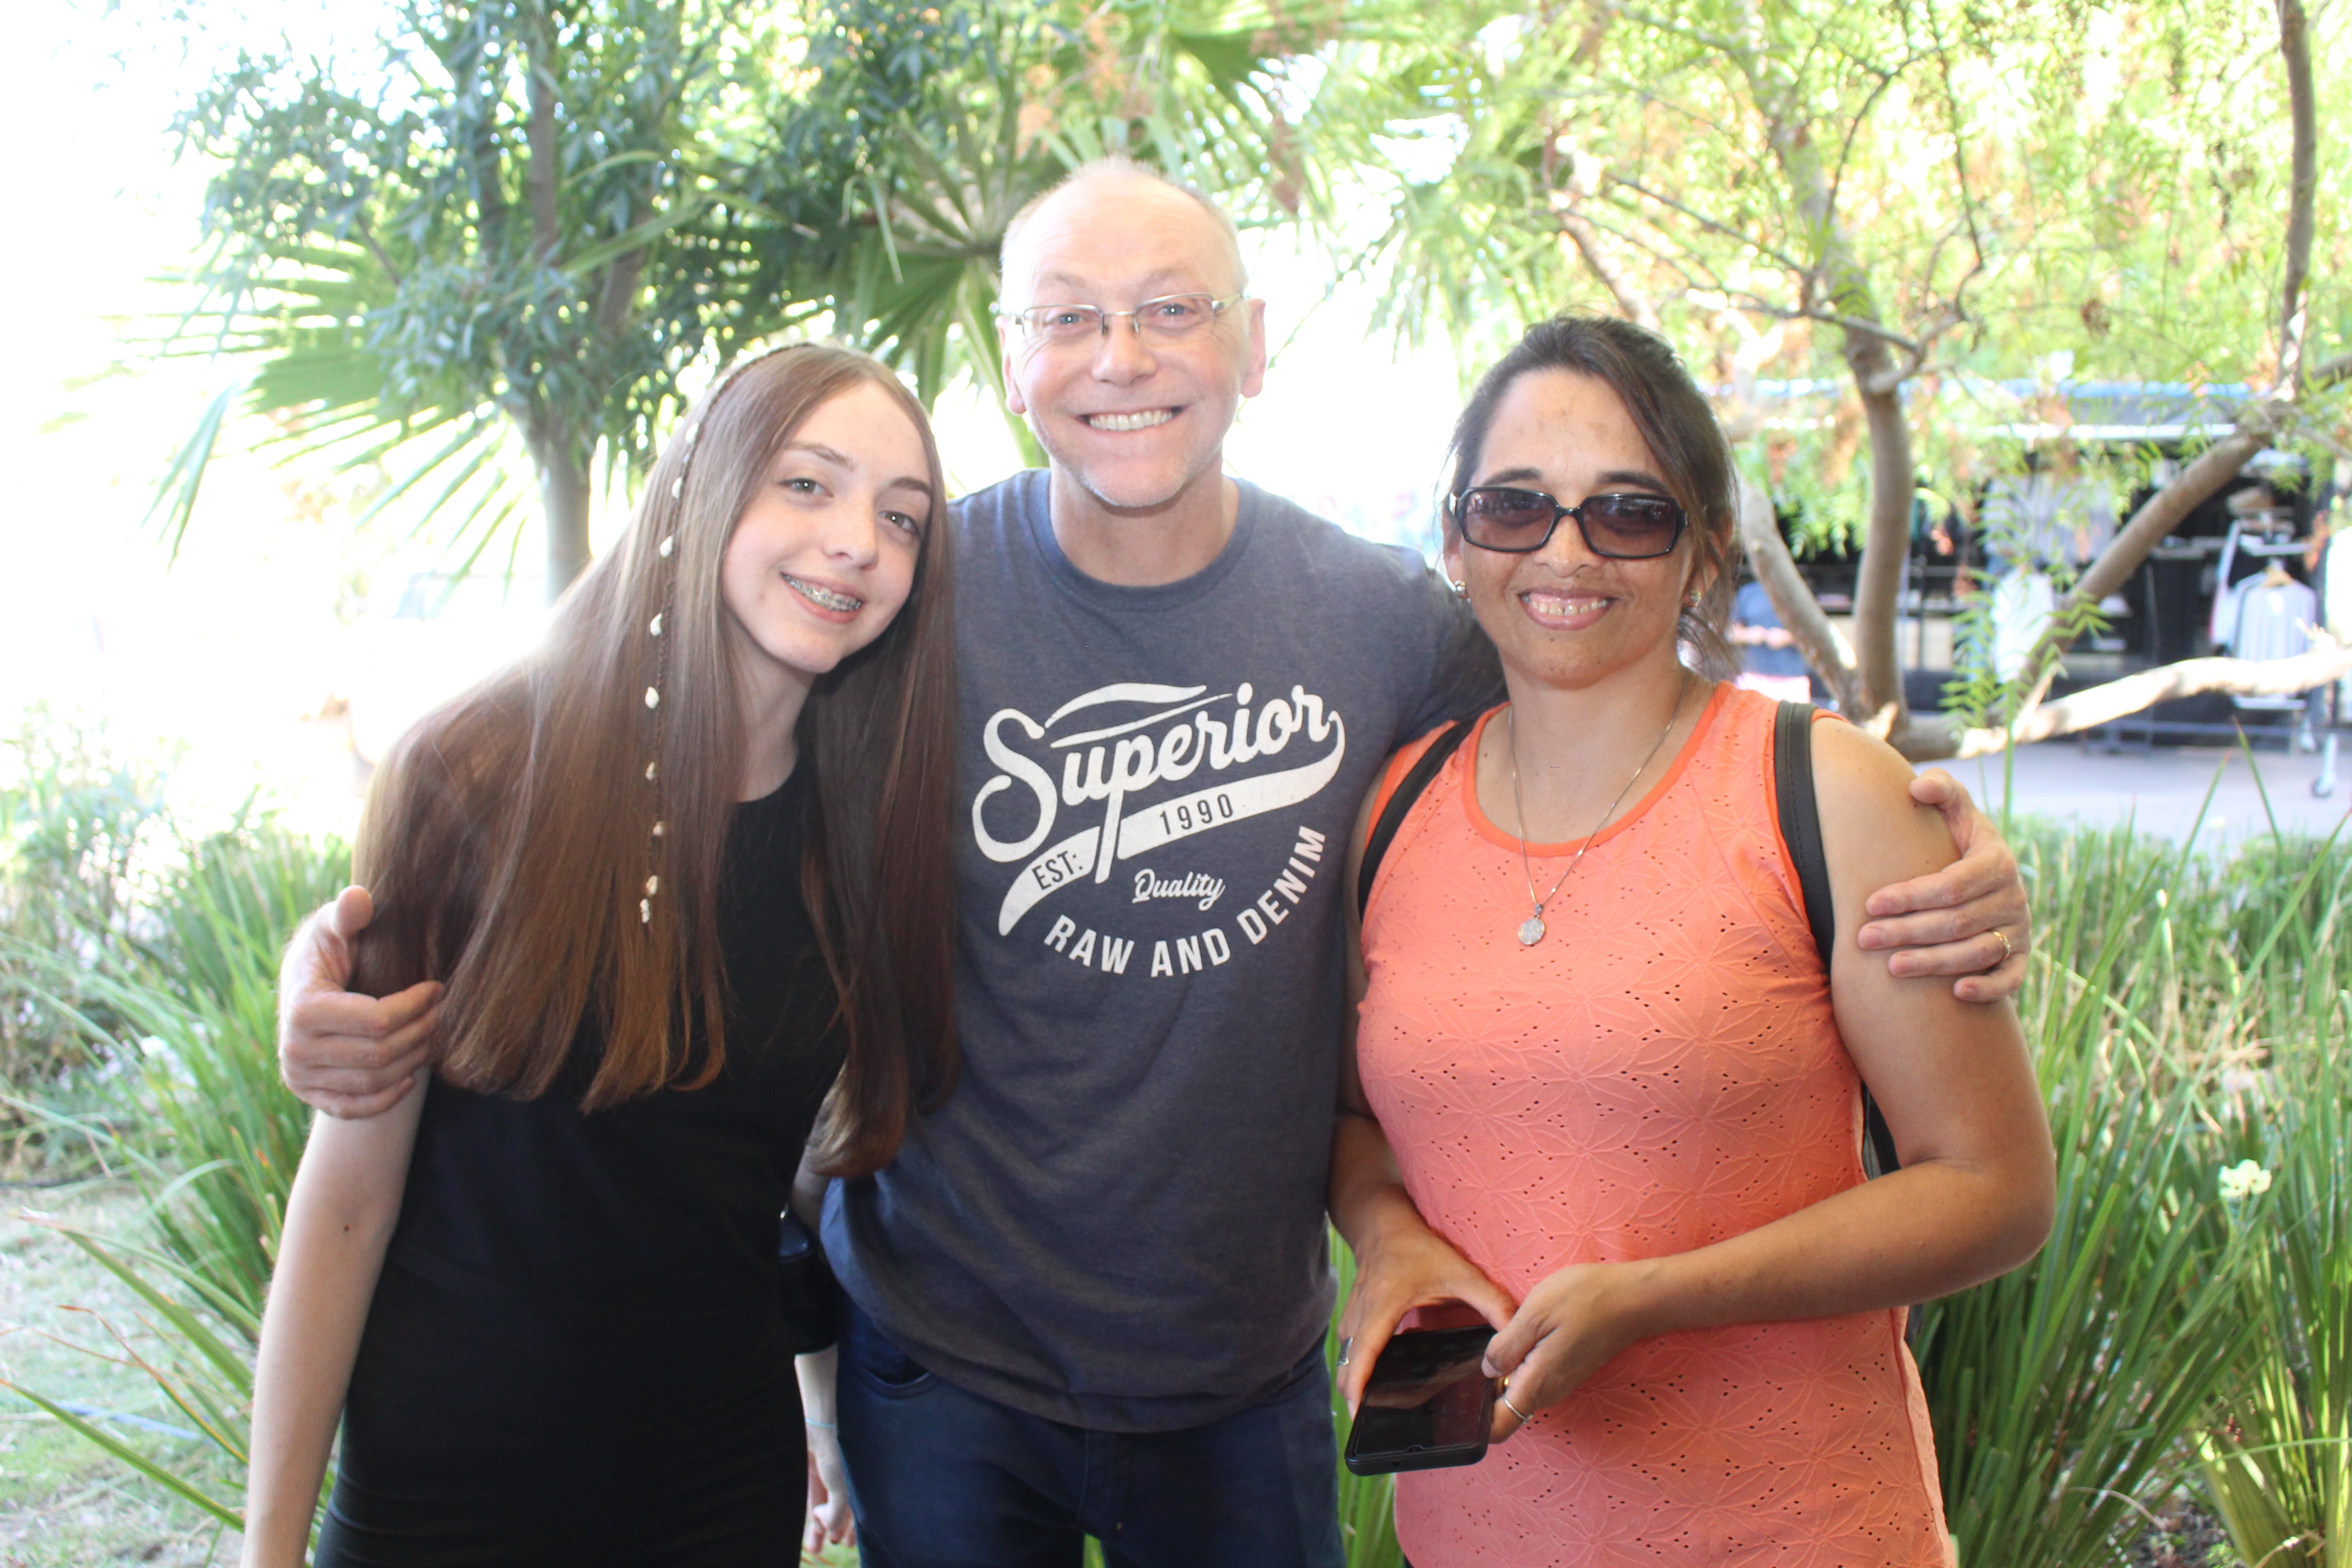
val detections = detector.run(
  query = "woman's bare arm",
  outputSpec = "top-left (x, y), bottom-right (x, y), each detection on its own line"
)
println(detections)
top-left (1480, 718), bottom-right (2054, 1434)
top-left (239, 1080), bottom-right (427, 1567)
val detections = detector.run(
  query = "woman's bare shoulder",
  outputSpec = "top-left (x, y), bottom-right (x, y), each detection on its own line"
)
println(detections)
top-left (1809, 716), bottom-right (1954, 881)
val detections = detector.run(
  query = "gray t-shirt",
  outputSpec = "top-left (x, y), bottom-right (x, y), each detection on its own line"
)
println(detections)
top-left (824, 470), bottom-right (1495, 1431)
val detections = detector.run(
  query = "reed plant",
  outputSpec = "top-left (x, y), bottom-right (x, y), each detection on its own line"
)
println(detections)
top-left (1917, 814), bottom-right (2352, 1568)
top-left (2195, 832), bottom-right (2352, 1568)
top-left (117, 813), bottom-right (345, 1325)
top-left (2201, 1061), bottom-right (2351, 1568)
top-left (1, 806), bottom-right (343, 1528)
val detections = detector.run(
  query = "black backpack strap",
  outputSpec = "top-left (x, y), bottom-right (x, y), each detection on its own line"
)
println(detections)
top-left (1358, 721), bottom-right (1471, 924)
top-left (1772, 701), bottom-right (1902, 1182)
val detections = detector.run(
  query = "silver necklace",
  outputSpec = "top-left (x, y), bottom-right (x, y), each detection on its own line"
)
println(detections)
top-left (1505, 673), bottom-right (1692, 947)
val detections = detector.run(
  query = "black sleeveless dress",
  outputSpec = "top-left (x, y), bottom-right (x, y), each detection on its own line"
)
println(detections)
top-left (315, 770), bottom-right (846, 1567)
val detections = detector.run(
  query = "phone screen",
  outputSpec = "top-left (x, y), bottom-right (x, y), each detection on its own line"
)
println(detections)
top-left (1343, 1325), bottom-right (1496, 1475)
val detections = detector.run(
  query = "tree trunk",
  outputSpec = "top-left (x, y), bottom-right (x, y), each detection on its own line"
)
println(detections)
top-left (1746, 36), bottom-right (1916, 739)
top-left (540, 456), bottom-right (592, 599)
top-left (1845, 368), bottom-right (1915, 735)
top-left (528, 421), bottom-right (594, 599)
top-left (2275, 0), bottom-right (2316, 389)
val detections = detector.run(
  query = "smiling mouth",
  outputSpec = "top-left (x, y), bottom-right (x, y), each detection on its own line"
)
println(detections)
top-left (1520, 589), bottom-right (1612, 620)
top-left (1082, 409), bottom-right (1176, 432)
top-left (785, 574), bottom-right (863, 613)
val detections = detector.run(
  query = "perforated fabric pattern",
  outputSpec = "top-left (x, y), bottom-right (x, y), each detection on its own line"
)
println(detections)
top-left (1357, 683), bottom-right (1949, 1567)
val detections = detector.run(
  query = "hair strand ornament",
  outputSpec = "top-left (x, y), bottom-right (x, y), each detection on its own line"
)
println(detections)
top-left (634, 340), bottom-right (821, 934)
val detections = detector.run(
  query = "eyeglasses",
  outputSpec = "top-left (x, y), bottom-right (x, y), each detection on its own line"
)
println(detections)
top-left (1001, 292), bottom-right (1244, 346)
top-left (1449, 486), bottom-right (1688, 558)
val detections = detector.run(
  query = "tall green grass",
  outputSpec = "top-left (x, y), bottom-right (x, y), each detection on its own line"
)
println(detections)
top-left (1, 799), bottom-right (342, 1526)
top-left (1920, 828), bottom-right (2253, 1565)
top-left (2201, 1059), bottom-right (2350, 1568)
top-left (120, 815), bottom-right (345, 1325)
top-left (2195, 835), bottom-right (2352, 1568)
top-left (1917, 818), bottom-right (2352, 1567)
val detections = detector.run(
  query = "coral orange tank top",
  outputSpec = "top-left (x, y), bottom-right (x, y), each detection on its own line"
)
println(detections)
top-left (1356, 683), bottom-right (1949, 1568)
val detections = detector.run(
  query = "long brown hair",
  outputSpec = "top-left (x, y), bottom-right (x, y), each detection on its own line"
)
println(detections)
top-left (1444, 314), bottom-right (1742, 680)
top-left (350, 344), bottom-right (958, 1177)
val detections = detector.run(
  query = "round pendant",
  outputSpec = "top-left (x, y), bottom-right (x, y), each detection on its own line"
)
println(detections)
top-left (1518, 915), bottom-right (1546, 947)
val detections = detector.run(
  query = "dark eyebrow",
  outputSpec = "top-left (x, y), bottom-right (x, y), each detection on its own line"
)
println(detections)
top-left (1475, 465), bottom-right (1673, 494)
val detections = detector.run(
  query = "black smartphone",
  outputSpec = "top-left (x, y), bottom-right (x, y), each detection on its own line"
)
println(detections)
top-left (1342, 1325), bottom-right (1498, 1475)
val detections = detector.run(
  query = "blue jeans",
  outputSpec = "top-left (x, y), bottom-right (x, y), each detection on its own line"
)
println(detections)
top-left (835, 1301), bottom-right (1344, 1568)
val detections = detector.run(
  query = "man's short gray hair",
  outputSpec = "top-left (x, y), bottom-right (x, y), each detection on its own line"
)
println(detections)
top-left (998, 156), bottom-right (1248, 306)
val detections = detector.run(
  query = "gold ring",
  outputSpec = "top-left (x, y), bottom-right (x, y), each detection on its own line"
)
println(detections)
top-left (1989, 928), bottom-right (2014, 970)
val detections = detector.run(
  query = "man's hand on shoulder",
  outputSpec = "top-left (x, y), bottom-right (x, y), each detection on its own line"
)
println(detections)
top-left (279, 887), bottom-right (441, 1119)
top-left (1854, 770), bottom-right (2032, 1003)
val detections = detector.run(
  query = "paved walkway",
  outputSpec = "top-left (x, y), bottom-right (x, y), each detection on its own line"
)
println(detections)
top-left (1945, 734), bottom-right (2350, 844)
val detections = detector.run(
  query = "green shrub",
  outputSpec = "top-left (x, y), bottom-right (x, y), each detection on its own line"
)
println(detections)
top-left (122, 811), bottom-right (347, 1326)
top-left (1, 790), bottom-right (343, 1530)
top-left (0, 708), bottom-right (168, 1102)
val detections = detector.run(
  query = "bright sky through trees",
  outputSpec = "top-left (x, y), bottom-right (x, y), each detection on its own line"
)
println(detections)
top-left (2, 0), bottom-right (1464, 841)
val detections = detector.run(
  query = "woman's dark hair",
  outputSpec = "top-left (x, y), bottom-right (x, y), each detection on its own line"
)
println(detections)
top-left (1443, 314), bottom-right (1740, 679)
top-left (350, 344), bottom-right (958, 1178)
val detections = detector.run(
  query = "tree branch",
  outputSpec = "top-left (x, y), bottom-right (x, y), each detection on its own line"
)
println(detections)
top-left (1552, 196), bottom-right (1663, 330)
top-left (1862, 307), bottom-right (1965, 395)
top-left (1898, 642), bottom-right (2352, 762)
top-left (525, 16), bottom-right (561, 262)
top-left (594, 247), bottom-right (650, 338)
top-left (1823, 55), bottom-right (1925, 242)
top-left (1736, 470), bottom-right (1866, 716)
top-left (2003, 0), bottom-right (2328, 697)
top-left (1614, 6), bottom-right (1749, 60)
top-left (1997, 430), bottom-right (2267, 706)
top-left (1704, 286), bottom-right (1931, 362)
top-left (2275, 0), bottom-right (2316, 391)
top-left (1925, 4), bottom-right (1990, 289)
top-left (1604, 172), bottom-right (1812, 278)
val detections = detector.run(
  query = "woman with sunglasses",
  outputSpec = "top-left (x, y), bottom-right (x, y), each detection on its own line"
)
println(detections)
top-left (1329, 315), bottom-right (2054, 1566)
top-left (239, 343), bottom-right (957, 1566)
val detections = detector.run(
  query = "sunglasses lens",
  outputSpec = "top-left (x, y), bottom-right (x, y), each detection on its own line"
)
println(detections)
top-left (1582, 495), bottom-right (1683, 557)
top-left (1460, 489), bottom-right (1556, 546)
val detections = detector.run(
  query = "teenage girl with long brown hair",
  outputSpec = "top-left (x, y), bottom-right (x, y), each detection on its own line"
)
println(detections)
top-left (239, 344), bottom-right (960, 1566)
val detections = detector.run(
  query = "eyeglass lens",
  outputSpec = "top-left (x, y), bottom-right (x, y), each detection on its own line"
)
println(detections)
top-left (1021, 295), bottom-right (1222, 343)
top-left (1459, 489), bottom-right (1683, 558)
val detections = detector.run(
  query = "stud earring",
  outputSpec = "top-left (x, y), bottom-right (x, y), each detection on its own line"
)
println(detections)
top-left (1450, 579), bottom-right (1468, 597)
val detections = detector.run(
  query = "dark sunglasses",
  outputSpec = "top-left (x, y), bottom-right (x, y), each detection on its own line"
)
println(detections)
top-left (1450, 486), bottom-right (1688, 558)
